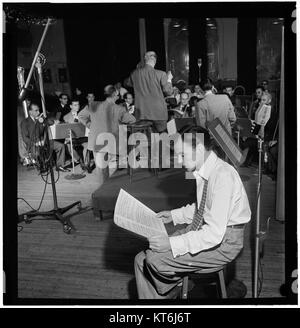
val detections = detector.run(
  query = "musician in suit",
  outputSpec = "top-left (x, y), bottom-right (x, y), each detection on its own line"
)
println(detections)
top-left (196, 79), bottom-right (236, 135)
top-left (170, 92), bottom-right (194, 119)
top-left (248, 86), bottom-right (264, 120)
top-left (224, 85), bottom-right (236, 107)
top-left (63, 99), bottom-right (87, 169)
top-left (54, 93), bottom-right (71, 122)
top-left (121, 92), bottom-right (135, 115)
top-left (126, 51), bottom-right (173, 132)
top-left (134, 127), bottom-right (251, 299)
top-left (114, 82), bottom-right (128, 101)
top-left (88, 86), bottom-right (136, 182)
top-left (193, 84), bottom-right (205, 100)
top-left (20, 102), bottom-right (69, 172)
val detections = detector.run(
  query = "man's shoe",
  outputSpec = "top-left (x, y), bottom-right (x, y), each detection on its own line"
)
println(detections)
top-left (87, 163), bottom-right (95, 174)
top-left (56, 166), bottom-right (71, 172)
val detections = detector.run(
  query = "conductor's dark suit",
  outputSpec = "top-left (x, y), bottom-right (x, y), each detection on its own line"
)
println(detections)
top-left (20, 116), bottom-right (66, 167)
top-left (127, 64), bottom-right (173, 132)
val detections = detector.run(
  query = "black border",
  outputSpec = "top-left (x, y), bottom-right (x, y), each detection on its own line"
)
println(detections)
top-left (3, 1), bottom-right (297, 307)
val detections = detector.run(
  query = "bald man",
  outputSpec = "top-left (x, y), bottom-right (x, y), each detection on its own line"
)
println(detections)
top-left (126, 51), bottom-right (173, 132)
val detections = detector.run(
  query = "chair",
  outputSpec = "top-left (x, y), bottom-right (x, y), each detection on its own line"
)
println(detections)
top-left (127, 121), bottom-right (157, 182)
top-left (181, 266), bottom-right (227, 299)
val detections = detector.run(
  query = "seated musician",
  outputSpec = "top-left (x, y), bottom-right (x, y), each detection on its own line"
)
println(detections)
top-left (63, 99), bottom-right (87, 170)
top-left (248, 86), bottom-right (264, 120)
top-left (54, 93), bottom-right (71, 123)
top-left (165, 86), bottom-right (180, 110)
top-left (20, 102), bottom-right (69, 172)
top-left (169, 92), bottom-right (194, 119)
top-left (134, 127), bottom-right (251, 299)
top-left (121, 92), bottom-right (135, 115)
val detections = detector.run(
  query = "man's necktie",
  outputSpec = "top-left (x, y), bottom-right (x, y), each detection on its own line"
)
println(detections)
top-left (189, 179), bottom-right (208, 231)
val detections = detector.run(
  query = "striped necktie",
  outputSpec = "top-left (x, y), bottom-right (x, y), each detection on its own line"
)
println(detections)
top-left (189, 179), bottom-right (208, 231)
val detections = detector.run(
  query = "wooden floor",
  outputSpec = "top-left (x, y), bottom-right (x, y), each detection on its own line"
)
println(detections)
top-left (17, 162), bottom-right (285, 301)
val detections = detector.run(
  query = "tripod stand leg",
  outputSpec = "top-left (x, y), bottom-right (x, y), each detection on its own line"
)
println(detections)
top-left (55, 212), bottom-right (74, 234)
top-left (60, 201), bottom-right (82, 215)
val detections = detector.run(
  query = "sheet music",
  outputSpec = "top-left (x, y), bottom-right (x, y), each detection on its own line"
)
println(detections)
top-left (167, 119), bottom-right (177, 135)
top-left (114, 189), bottom-right (167, 238)
top-left (214, 124), bottom-right (242, 162)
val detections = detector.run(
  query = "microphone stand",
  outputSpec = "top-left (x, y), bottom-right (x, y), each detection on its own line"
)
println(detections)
top-left (18, 20), bottom-right (83, 234)
top-left (197, 58), bottom-right (202, 84)
top-left (253, 136), bottom-right (264, 297)
top-left (65, 129), bottom-right (86, 180)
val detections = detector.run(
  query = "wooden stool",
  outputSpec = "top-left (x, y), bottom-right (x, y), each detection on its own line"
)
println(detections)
top-left (127, 121), bottom-right (156, 182)
top-left (181, 266), bottom-right (227, 299)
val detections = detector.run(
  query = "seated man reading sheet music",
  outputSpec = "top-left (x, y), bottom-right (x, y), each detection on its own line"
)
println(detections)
top-left (134, 127), bottom-right (251, 299)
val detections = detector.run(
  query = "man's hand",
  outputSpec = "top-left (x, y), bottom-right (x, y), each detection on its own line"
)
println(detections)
top-left (156, 211), bottom-right (173, 224)
top-left (149, 234), bottom-right (171, 253)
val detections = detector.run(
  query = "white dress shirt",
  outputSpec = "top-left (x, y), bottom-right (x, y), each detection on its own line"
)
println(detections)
top-left (169, 151), bottom-right (251, 258)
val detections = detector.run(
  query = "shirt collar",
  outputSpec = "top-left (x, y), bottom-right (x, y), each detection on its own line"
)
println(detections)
top-left (193, 151), bottom-right (218, 180)
top-left (204, 90), bottom-right (213, 96)
top-left (29, 115), bottom-right (36, 122)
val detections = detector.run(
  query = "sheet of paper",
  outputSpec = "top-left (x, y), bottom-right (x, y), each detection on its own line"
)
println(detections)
top-left (114, 189), bottom-right (167, 239)
top-left (167, 119), bottom-right (177, 135)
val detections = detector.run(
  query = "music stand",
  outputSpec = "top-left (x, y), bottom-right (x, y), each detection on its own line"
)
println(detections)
top-left (65, 128), bottom-right (86, 180)
top-left (207, 118), bottom-right (243, 167)
top-left (18, 18), bottom-right (83, 233)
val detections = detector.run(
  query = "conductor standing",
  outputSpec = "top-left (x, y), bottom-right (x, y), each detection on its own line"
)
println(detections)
top-left (126, 51), bottom-right (173, 132)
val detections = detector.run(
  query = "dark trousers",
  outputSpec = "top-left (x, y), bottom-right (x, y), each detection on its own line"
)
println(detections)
top-left (26, 140), bottom-right (65, 168)
top-left (66, 137), bottom-right (88, 162)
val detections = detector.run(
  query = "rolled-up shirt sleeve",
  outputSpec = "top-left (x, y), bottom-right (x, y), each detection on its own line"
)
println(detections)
top-left (171, 203), bottom-right (196, 226)
top-left (170, 169), bottom-right (234, 258)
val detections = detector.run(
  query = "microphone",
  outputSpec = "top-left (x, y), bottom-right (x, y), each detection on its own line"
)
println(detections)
top-left (251, 103), bottom-right (271, 136)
